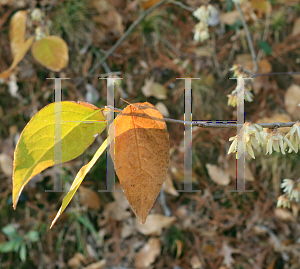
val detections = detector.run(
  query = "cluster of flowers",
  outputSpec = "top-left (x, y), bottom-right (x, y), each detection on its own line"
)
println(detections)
top-left (192, 5), bottom-right (219, 42)
top-left (227, 64), bottom-right (253, 107)
top-left (278, 178), bottom-right (300, 208)
top-left (228, 122), bottom-right (300, 159)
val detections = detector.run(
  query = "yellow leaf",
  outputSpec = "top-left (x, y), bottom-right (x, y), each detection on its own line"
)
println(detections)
top-left (50, 137), bottom-right (109, 228)
top-left (13, 101), bottom-right (107, 208)
top-left (0, 36), bottom-right (35, 79)
top-left (31, 36), bottom-right (68, 72)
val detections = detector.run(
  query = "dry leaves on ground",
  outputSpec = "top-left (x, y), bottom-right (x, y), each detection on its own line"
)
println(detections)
top-left (135, 238), bottom-right (161, 268)
top-left (206, 163), bottom-right (230, 186)
top-left (284, 84), bottom-right (300, 120)
top-left (135, 214), bottom-right (176, 236)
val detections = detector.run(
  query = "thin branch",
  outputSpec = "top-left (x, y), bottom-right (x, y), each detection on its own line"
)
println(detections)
top-left (191, 121), bottom-right (297, 129)
top-left (234, 2), bottom-right (258, 72)
top-left (252, 71), bottom-right (300, 77)
top-left (75, 0), bottom-right (169, 87)
top-left (105, 106), bottom-right (297, 129)
top-left (256, 0), bottom-right (271, 62)
top-left (169, 0), bottom-right (195, 12)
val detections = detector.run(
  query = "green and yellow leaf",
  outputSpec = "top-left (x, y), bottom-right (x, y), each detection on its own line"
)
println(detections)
top-left (31, 36), bottom-right (69, 72)
top-left (13, 101), bottom-right (107, 208)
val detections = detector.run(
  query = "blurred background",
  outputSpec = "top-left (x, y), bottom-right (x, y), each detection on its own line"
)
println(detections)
top-left (1, 0), bottom-right (300, 268)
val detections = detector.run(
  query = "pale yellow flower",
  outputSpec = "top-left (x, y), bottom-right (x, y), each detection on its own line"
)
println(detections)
top-left (277, 194), bottom-right (290, 208)
top-left (260, 128), bottom-right (272, 147)
top-left (290, 187), bottom-right (300, 202)
top-left (227, 93), bottom-right (237, 107)
top-left (228, 122), bottom-right (264, 159)
top-left (227, 88), bottom-right (253, 107)
top-left (290, 178), bottom-right (300, 202)
top-left (285, 122), bottom-right (300, 153)
top-left (227, 74), bottom-right (253, 107)
top-left (193, 5), bottom-right (219, 25)
top-left (193, 6), bottom-right (209, 21)
top-left (230, 64), bottom-right (241, 77)
top-left (194, 21), bottom-right (210, 42)
top-left (281, 179), bottom-right (294, 195)
top-left (266, 129), bottom-right (296, 155)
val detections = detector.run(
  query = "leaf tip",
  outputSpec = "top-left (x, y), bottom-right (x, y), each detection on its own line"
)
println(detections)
top-left (50, 217), bottom-right (58, 229)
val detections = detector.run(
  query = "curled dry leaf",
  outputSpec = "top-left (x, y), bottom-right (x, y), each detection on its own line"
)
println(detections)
top-left (206, 163), bottom-right (230, 186)
top-left (121, 219), bottom-right (135, 238)
top-left (219, 1), bottom-right (254, 25)
top-left (0, 36), bottom-right (35, 79)
top-left (79, 186), bottom-right (101, 210)
top-left (82, 260), bottom-right (106, 269)
top-left (91, 0), bottom-right (124, 44)
top-left (109, 102), bottom-right (170, 224)
top-left (104, 202), bottom-right (131, 221)
top-left (190, 255), bottom-right (202, 269)
top-left (155, 102), bottom-right (169, 117)
top-left (135, 238), bottom-right (161, 268)
top-left (135, 214), bottom-right (176, 236)
top-left (274, 208), bottom-right (296, 222)
top-left (284, 84), bottom-right (300, 120)
top-left (142, 77), bottom-right (167, 100)
top-left (9, 10), bottom-right (27, 58)
top-left (163, 173), bottom-right (179, 196)
top-left (292, 18), bottom-right (300, 36)
top-left (0, 153), bottom-right (13, 176)
top-left (67, 252), bottom-right (87, 269)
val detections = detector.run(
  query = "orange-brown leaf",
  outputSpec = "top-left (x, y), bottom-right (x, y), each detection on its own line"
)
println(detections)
top-left (141, 0), bottom-right (161, 10)
top-left (109, 102), bottom-right (170, 224)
